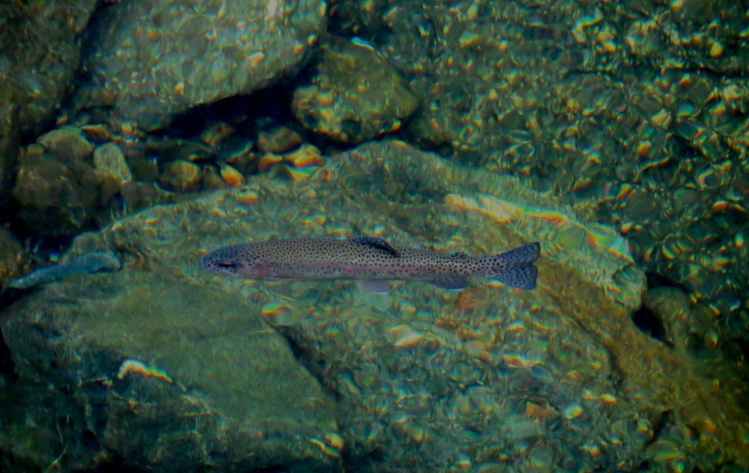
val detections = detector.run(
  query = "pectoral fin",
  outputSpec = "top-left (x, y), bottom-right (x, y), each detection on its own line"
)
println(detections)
top-left (426, 276), bottom-right (468, 291)
top-left (356, 280), bottom-right (390, 294)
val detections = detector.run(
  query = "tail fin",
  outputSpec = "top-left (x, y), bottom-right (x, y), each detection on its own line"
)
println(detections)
top-left (481, 242), bottom-right (540, 290)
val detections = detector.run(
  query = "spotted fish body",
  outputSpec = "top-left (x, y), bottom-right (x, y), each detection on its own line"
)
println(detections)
top-left (201, 236), bottom-right (539, 291)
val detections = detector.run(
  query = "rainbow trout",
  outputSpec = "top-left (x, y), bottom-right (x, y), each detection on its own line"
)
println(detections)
top-left (201, 236), bottom-right (539, 292)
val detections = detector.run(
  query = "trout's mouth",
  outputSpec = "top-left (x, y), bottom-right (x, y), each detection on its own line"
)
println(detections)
top-left (215, 260), bottom-right (238, 269)
top-left (201, 254), bottom-right (238, 272)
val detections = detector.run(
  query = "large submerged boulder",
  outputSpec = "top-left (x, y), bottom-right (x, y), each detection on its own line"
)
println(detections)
top-left (1, 141), bottom-right (746, 471)
top-left (80, 0), bottom-right (327, 129)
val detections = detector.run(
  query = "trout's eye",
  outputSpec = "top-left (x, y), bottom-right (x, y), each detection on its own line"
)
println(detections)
top-left (216, 260), bottom-right (238, 269)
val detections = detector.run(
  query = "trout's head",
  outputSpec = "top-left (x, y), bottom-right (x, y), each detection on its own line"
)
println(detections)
top-left (201, 244), bottom-right (271, 278)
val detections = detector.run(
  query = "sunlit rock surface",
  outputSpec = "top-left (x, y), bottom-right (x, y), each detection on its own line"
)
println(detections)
top-left (80, 0), bottom-right (327, 129)
top-left (292, 37), bottom-right (419, 143)
top-left (1, 141), bottom-right (747, 471)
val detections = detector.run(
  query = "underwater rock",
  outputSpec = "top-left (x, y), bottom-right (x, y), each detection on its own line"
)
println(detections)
top-left (216, 133), bottom-right (256, 167)
top-left (256, 126), bottom-right (304, 154)
top-left (642, 287), bottom-right (722, 362)
top-left (37, 127), bottom-right (94, 162)
top-left (119, 181), bottom-right (169, 212)
top-left (321, 0), bottom-right (749, 350)
top-left (4, 141), bottom-right (746, 471)
top-left (326, 0), bottom-right (746, 329)
top-left (0, 0), bottom-right (97, 164)
top-left (93, 142), bottom-right (132, 204)
top-left (292, 37), bottom-right (419, 143)
top-left (0, 104), bottom-right (20, 201)
top-left (199, 121), bottom-right (235, 150)
top-left (0, 227), bottom-right (23, 286)
top-left (1, 254), bottom-right (338, 472)
top-left (218, 164), bottom-right (245, 187)
top-left (258, 144), bottom-right (324, 181)
top-left (158, 160), bottom-right (202, 193)
top-left (12, 142), bottom-right (99, 236)
top-left (79, 0), bottom-right (327, 129)
top-left (201, 166), bottom-right (230, 190)
top-left (93, 142), bottom-right (132, 185)
top-left (145, 136), bottom-right (214, 163)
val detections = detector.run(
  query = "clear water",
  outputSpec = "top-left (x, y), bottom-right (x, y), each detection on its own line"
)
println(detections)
top-left (0, 0), bottom-right (747, 472)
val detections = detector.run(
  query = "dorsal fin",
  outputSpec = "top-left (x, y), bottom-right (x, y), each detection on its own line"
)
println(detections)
top-left (349, 236), bottom-right (400, 257)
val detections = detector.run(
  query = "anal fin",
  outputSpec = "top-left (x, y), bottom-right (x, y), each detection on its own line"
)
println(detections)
top-left (426, 276), bottom-right (468, 291)
top-left (356, 280), bottom-right (390, 294)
